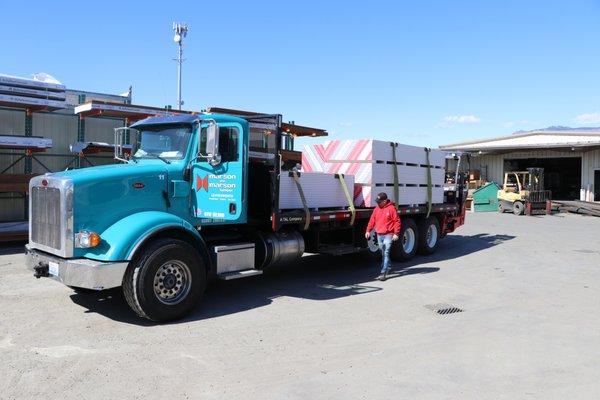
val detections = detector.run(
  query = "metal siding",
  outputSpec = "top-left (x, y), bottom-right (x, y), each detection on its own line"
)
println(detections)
top-left (469, 154), bottom-right (504, 184)
top-left (0, 109), bottom-right (27, 221)
top-left (84, 117), bottom-right (123, 142)
top-left (0, 197), bottom-right (25, 221)
top-left (582, 148), bottom-right (600, 201)
top-left (0, 108), bottom-right (25, 134)
top-left (84, 117), bottom-right (124, 166)
top-left (0, 108), bottom-right (26, 174)
top-left (31, 112), bottom-right (78, 174)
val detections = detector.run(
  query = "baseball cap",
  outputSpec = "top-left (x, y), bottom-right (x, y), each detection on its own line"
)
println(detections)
top-left (375, 192), bottom-right (388, 204)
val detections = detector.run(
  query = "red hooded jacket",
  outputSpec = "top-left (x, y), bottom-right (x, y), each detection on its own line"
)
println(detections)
top-left (366, 200), bottom-right (401, 235)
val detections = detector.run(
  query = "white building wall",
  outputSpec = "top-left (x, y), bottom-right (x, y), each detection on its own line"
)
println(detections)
top-left (582, 148), bottom-right (600, 201)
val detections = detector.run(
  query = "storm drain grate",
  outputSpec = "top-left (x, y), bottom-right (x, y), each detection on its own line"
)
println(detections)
top-left (436, 307), bottom-right (463, 315)
top-left (425, 303), bottom-right (464, 316)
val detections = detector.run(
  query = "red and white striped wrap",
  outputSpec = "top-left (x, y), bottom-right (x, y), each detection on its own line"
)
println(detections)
top-left (301, 139), bottom-right (446, 207)
top-left (301, 139), bottom-right (373, 175)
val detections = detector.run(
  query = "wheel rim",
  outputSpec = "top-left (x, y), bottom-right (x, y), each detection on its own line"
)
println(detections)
top-left (402, 228), bottom-right (416, 253)
top-left (153, 260), bottom-right (192, 305)
top-left (367, 231), bottom-right (379, 253)
top-left (426, 224), bottom-right (438, 248)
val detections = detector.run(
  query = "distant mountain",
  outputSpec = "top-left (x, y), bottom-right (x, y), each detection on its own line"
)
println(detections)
top-left (514, 126), bottom-right (600, 134)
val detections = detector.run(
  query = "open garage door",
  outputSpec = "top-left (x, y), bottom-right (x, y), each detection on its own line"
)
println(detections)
top-left (504, 157), bottom-right (581, 200)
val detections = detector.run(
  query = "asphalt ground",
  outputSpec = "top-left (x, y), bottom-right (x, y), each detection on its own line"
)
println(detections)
top-left (1, 212), bottom-right (599, 399)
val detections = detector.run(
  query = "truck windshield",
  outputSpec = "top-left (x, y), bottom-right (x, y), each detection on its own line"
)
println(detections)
top-left (133, 124), bottom-right (192, 160)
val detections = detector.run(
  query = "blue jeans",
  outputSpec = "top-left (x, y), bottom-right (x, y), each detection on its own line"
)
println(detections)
top-left (377, 234), bottom-right (393, 274)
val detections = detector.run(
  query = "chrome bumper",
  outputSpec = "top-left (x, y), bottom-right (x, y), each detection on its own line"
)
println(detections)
top-left (25, 245), bottom-right (128, 290)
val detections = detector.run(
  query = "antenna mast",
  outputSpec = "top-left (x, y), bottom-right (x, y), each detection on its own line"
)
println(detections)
top-left (172, 22), bottom-right (188, 110)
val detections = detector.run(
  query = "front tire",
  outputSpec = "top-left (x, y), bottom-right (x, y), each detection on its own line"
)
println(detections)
top-left (123, 238), bottom-right (206, 323)
top-left (417, 217), bottom-right (440, 255)
top-left (390, 218), bottom-right (418, 261)
top-left (513, 201), bottom-right (524, 216)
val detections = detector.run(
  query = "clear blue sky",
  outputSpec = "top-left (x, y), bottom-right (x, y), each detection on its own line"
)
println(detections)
top-left (2, 1), bottom-right (599, 147)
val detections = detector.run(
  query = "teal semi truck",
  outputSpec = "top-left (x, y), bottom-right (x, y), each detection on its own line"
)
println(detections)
top-left (26, 109), bottom-right (468, 322)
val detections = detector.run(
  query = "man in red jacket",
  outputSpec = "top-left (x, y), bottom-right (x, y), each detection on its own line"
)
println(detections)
top-left (365, 192), bottom-right (401, 281)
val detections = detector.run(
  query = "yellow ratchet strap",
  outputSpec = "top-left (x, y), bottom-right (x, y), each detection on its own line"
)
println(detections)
top-left (391, 142), bottom-right (399, 209)
top-left (425, 147), bottom-right (432, 218)
top-left (336, 173), bottom-right (356, 226)
top-left (291, 170), bottom-right (311, 230)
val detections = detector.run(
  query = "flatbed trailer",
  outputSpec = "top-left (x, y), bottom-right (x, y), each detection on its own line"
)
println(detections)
top-left (203, 110), bottom-right (468, 265)
top-left (26, 108), bottom-right (468, 322)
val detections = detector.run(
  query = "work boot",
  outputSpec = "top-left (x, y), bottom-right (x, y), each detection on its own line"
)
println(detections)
top-left (376, 272), bottom-right (387, 281)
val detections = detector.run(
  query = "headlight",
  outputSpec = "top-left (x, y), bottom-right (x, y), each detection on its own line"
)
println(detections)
top-left (75, 230), bottom-right (101, 248)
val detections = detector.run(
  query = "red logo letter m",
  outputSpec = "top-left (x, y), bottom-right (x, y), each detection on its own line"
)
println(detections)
top-left (196, 175), bottom-right (209, 192)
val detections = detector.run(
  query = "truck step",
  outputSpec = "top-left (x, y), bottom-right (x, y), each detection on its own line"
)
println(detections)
top-left (218, 269), bottom-right (263, 281)
top-left (317, 244), bottom-right (361, 256)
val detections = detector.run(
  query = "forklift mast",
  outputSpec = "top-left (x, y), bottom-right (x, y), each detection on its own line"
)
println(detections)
top-left (526, 167), bottom-right (545, 192)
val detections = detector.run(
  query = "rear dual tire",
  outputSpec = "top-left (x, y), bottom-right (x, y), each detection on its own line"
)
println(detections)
top-left (417, 217), bottom-right (440, 255)
top-left (123, 238), bottom-right (206, 323)
top-left (390, 218), bottom-right (418, 261)
top-left (373, 217), bottom-right (440, 262)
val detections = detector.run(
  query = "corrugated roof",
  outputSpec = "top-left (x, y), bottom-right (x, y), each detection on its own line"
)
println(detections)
top-left (440, 129), bottom-right (600, 151)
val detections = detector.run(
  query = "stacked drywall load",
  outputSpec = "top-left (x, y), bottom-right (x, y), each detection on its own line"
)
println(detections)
top-left (278, 172), bottom-right (355, 209)
top-left (302, 139), bottom-right (445, 207)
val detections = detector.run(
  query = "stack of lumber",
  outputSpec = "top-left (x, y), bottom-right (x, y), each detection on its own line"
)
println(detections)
top-left (279, 172), bottom-right (355, 209)
top-left (0, 74), bottom-right (66, 109)
top-left (0, 135), bottom-right (52, 150)
top-left (302, 139), bottom-right (445, 207)
top-left (553, 200), bottom-right (600, 217)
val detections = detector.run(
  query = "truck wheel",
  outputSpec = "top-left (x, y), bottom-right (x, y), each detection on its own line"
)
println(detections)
top-left (513, 201), bottom-right (524, 216)
top-left (391, 218), bottom-right (418, 261)
top-left (123, 238), bottom-right (206, 323)
top-left (417, 217), bottom-right (440, 255)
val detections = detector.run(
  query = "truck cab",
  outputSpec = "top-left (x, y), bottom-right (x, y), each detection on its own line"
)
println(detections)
top-left (27, 111), bottom-right (317, 321)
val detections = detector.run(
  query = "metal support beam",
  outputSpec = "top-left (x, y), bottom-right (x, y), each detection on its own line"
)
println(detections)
top-left (24, 110), bottom-right (33, 174)
top-left (77, 116), bottom-right (85, 168)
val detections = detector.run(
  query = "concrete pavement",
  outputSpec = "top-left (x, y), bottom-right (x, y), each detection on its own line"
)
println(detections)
top-left (1, 212), bottom-right (599, 399)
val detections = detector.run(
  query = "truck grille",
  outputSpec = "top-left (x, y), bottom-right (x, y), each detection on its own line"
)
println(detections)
top-left (31, 186), bottom-right (62, 250)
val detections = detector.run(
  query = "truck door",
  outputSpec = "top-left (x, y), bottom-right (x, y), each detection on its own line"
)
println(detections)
top-left (192, 122), bottom-right (246, 224)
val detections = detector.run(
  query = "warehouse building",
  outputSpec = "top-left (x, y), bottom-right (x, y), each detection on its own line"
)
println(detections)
top-left (0, 76), bottom-right (133, 223)
top-left (440, 128), bottom-right (600, 202)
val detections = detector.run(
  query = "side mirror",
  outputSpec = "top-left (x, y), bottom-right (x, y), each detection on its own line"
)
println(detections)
top-left (200, 121), bottom-right (221, 166)
top-left (114, 127), bottom-right (134, 163)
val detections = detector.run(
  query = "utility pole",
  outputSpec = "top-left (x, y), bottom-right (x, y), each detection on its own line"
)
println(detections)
top-left (172, 22), bottom-right (188, 110)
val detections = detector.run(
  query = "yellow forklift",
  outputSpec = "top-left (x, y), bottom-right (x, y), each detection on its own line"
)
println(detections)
top-left (497, 168), bottom-right (552, 215)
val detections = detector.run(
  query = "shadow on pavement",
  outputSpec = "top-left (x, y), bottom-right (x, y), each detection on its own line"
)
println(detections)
top-left (69, 232), bottom-right (514, 326)
top-left (0, 241), bottom-right (26, 256)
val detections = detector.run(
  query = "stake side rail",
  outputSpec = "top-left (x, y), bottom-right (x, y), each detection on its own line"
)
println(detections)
top-left (273, 203), bottom-right (459, 230)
